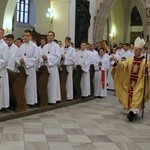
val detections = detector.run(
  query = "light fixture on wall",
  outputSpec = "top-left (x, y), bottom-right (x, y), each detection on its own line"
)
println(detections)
top-left (109, 32), bottom-right (116, 39)
top-left (46, 8), bottom-right (54, 23)
top-left (109, 25), bottom-right (116, 40)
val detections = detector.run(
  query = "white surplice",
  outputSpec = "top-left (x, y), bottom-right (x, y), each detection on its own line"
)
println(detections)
top-left (61, 46), bottom-right (77, 100)
top-left (36, 46), bottom-right (43, 71)
top-left (107, 53), bottom-right (121, 90)
top-left (89, 50), bottom-right (99, 68)
top-left (94, 55), bottom-right (109, 97)
top-left (76, 50), bottom-right (91, 97)
top-left (7, 43), bottom-right (18, 72)
top-left (16, 41), bottom-right (39, 105)
top-left (120, 50), bottom-right (133, 59)
top-left (0, 39), bottom-right (9, 109)
top-left (116, 48), bottom-right (124, 56)
top-left (41, 41), bottom-right (61, 104)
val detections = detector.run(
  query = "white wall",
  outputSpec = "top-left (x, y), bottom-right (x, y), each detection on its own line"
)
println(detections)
top-left (50, 0), bottom-right (70, 43)
top-left (108, 0), bottom-right (124, 44)
top-left (69, 0), bottom-right (76, 44)
top-left (33, 0), bottom-right (50, 34)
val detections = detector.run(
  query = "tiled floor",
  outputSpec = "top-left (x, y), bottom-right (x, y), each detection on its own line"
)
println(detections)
top-left (0, 91), bottom-right (150, 150)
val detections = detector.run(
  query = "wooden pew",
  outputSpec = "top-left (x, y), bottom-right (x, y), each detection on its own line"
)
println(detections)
top-left (59, 65), bottom-right (68, 101)
top-left (37, 65), bottom-right (49, 107)
top-left (90, 64), bottom-right (95, 96)
top-left (8, 66), bottom-right (27, 112)
top-left (73, 65), bottom-right (82, 99)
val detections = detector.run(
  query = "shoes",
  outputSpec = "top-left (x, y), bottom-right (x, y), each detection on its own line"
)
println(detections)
top-left (127, 111), bottom-right (136, 122)
top-left (27, 105), bottom-right (36, 109)
top-left (98, 96), bottom-right (103, 99)
top-left (81, 96), bottom-right (88, 99)
top-left (94, 96), bottom-right (99, 98)
top-left (48, 103), bottom-right (55, 105)
top-left (94, 96), bottom-right (103, 99)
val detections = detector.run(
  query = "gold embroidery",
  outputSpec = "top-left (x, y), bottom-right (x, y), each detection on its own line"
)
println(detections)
top-left (131, 80), bottom-right (135, 87)
top-left (132, 64), bottom-right (139, 73)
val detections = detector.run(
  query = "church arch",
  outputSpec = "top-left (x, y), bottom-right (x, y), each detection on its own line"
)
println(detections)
top-left (3, 0), bottom-right (17, 34)
top-left (93, 0), bottom-right (148, 43)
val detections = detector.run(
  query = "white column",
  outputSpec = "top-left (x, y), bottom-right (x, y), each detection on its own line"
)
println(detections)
top-left (69, 0), bottom-right (76, 44)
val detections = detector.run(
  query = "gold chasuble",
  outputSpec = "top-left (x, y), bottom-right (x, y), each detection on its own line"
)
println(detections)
top-left (112, 57), bottom-right (150, 110)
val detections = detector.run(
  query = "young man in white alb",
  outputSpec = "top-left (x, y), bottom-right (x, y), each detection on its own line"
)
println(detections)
top-left (41, 31), bottom-right (61, 104)
top-left (16, 30), bottom-right (39, 106)
top-left (0, 28), bottom-right (9, 111)
top-left (60, 36), bottom-right (77, 100)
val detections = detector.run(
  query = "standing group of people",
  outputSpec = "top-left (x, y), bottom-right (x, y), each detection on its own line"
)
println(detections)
top-left (0, 28), bottom-right (109, 112)
top-left (0, 27), bottom-right (150, 122)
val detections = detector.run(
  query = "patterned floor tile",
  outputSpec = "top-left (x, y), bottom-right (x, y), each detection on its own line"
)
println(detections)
top-left (0, 91), bottom-right (149, 149)
top-left (0, 142), bottom-right (24, 150)
top-left (48, 142), bottom-right (73, 150)
top-left (24, 134), bottom-right (46, 142)
top-left (24, 142), bottom-right (49, 150)
top-left (67, 135), bottom-right (91, 143)
top-left (72, 143), bottom-right (97, 150)
top-left (116, 143), bottom-right (141, 150)
top-left (93, 143), bottom-right (120, 150)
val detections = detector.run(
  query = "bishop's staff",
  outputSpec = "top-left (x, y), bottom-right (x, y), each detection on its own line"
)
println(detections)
top-left (142, 48), bottom-right (150, 118)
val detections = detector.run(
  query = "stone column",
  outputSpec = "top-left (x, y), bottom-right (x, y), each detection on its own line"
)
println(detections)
top-left (0, 0), bottom-right (8, 28)
top-left (146, 7), bottom-right (150, 48)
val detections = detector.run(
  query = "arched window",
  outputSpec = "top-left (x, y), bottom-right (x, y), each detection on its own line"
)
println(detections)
top-left (17, 0), bottom-right (30, 24)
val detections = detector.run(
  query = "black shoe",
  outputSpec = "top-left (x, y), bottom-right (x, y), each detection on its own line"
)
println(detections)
top-left (81, 96), bottom-right (88, 99)
top-left (98, 96), bottom-right (103, 99)
top-left (48, 103), bottom-right (55, 105)
top-left (127, 111), bottom-right (136, 122)
top-left (1, 108), bottom-right (9, 113)
top-left (94, 96), bottom-right (99, 98)
top-left (27, 105), bottom-right (35, 109)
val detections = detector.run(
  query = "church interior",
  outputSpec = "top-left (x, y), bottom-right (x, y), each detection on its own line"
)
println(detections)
top-left (0, 0), bottom-right (150, 150)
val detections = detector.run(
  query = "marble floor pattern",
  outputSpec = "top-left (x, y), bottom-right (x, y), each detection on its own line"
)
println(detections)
top-left (0, 91), bottom-right (150, 150)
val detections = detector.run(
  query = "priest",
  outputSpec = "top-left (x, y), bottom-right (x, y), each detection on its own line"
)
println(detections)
top-left (112, 37), bottom-right (150, 121)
